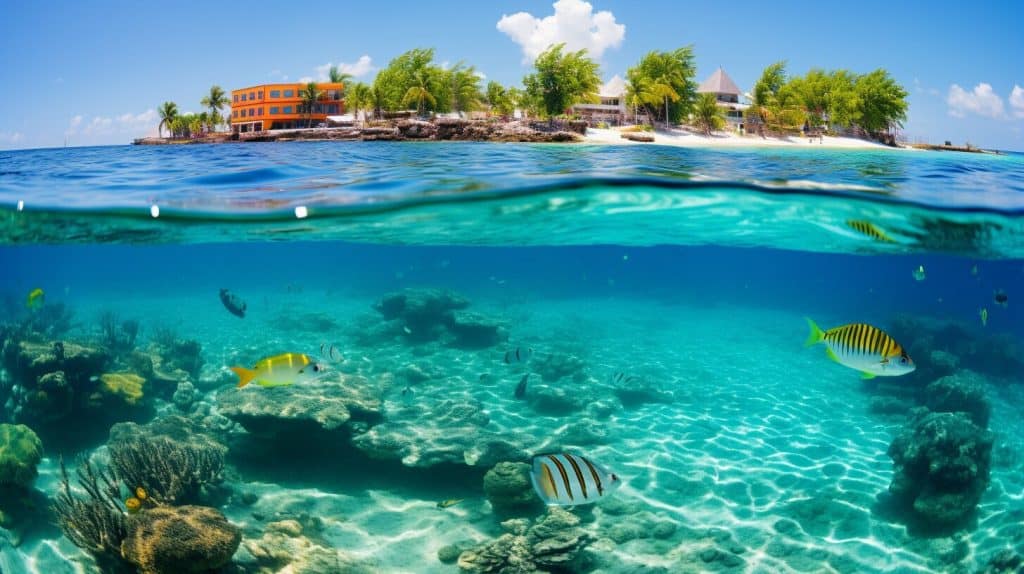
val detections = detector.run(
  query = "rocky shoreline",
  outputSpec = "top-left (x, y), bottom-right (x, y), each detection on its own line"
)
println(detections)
top-left (134, 118), bottom-right (588, 145)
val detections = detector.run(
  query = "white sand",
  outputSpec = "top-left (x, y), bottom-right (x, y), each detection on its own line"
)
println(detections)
top-left (584, 127), bottom-right (901, 150)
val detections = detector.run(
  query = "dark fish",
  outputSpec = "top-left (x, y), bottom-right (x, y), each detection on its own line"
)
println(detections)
top-left (504, 347), bottom-right (534, 364)
top-left (219, 288), bottom-right (247, 318)
top-left (401, 385), bottom-right (413, 396)
top-left (514, 374), bottom-right (529, 399)
top-left (319, 343), bottom-right (341, 361)
top-left (995, 290), bottom-right (1008, 306)
top-left (530, 453), bottom-right (622, 507)
top-left (610, 372), bottom-right (636, 384)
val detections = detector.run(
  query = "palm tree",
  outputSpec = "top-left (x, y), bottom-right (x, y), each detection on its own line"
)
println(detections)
top-left (403, 69), bottom-right (436, 116)
top-left (158, 102), bottom-right (178, 139)
top-left (328, 65), bottom-right (353, 99)
top-left (643, 75), bottom-right (680, 128)
top-left (300, 82), bottom-right (323, 128)
top-left (692, 93), bottom-right (725, 135)
top-left (348, 82), bottom-right (373, 125)
top-left (448, 62), bottom-right (482, 115)
top-left (200, 86), bottom-right (228, 132)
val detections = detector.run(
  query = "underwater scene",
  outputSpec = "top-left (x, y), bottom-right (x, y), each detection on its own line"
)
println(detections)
top-left (1, 142), bottom-right (1024, 574)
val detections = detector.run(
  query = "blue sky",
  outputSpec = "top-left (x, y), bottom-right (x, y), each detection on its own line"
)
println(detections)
top-left (0, 0), bottom-right (1021, 150)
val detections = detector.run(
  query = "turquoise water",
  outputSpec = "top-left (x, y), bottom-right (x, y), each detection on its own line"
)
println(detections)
top-left (1, 142), bottom-right (1023, 573)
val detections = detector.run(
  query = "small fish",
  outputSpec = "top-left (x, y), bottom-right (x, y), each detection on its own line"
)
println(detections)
top-left (26, 287), bottom-right (44, 310)
top-left (319, 343), bottom-right (341, 361)
top-left (403, 326), bottom-right (413, 334)
top-left (994, 290), bottom-right (1008, 307)
top-left (980, 308), bottom-right (988, 327)
top-left (804, 318), bottom-right (915, 379)
top-left (436, 498), bottom-right (464, 509)
top-left (514, 374), bottom-right (529, 399)
top-left (401, 385), bottom-right (413, 396)
top-left (135, 486), bottom-right (148, 501)
top-left (846, 220), bottom-right (894, 242)
top-left (219, 288), bottom-right (247, 318)
top-left (911, 265), bottom-right (926, 281)
top-left (504, 347), bottom-right (533, 364)
top-left (530, 453), bottom-right (622, 507)
top-left (971, 264), bottom-right (979, 276)
top-left (609, 372), bottom-right (636, 384)
top-left (125, 497), bottom-right (141, 514)
top-left (230, 353), bottom-right (321, 388)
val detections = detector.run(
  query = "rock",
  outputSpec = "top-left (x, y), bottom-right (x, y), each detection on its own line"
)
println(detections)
top-left (120, 505), bottom-right (240, 574)
top-left (887, 410), bottom-right (994, 529)
top-left (447, 311), bottom-right (506, 349)
top-left (457, 508), bottom-right (592, 573)
top-left (484, 462), bottom-right (540, 514)
top-left (0, 424), bottom-right (42, 487)
top-left (528, 385), bottom-right (590, 415)
top-left (533, 352), bottom-right (587, 384)
top-left (172, 381), bottom-right (197, 412)
top-left (353, 398), bottom-right (535, 468)
top-left (217, 374), bottom-right (382, 436)
top-left (868, 395), bottom-right (915, 416)
top-left (109, 414), bottom-right (226, 456)
top-left (977, 549), bottom-right (1024, 573)
top-left (242, 519), bottom-right (373, 574)
top-left (621, 132), bottom-right (655, 142)
top-left (611, 376), bottom-right (674, 408)
top-left (924, 371), bottom-right (991, 427)
top-left (438, 540), bottom-right (476, 564)
top-left (397, 119), bottom-right (437, 139)
top-left (25, 370), bottom-right (73, 421)
top-left (3, 340), bottom-right (108, 389)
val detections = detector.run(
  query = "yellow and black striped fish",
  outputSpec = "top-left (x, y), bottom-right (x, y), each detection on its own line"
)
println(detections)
top-left (805, 319), bottom-right (914, 379)
top-left (530, 453), bottom-right (621, 507)
top-left (230, 353), bottom-right (321, 388)
top-left (846, 220), bottom-right (894, 243)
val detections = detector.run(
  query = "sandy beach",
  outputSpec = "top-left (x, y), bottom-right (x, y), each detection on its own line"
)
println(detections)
top-left (585, 127), bottom-right (899, 150)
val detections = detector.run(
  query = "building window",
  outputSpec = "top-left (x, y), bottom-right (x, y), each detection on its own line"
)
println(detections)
top-left (232, 110), bottom-right (237, 118)
top-left (270, 90), bottom-right (280, 98)
top-left (283, 90), bottom-right (294, 98)
top-left (258, 91), bottom-right (263, 99)
top-left (233, 95), bottom-right (238, 102)
top-left (270, 106), bottom-right (279, 114)
top-left (283, 106), bottom-right (292, 114)
top-left (249, 92), bottom-right (255, 100)
top-left (258, 108), bottom-right (263, 116)
top-left (248, 109), bottom-right (254, 117)
top-left (240, 94), bottom-right (247, 102)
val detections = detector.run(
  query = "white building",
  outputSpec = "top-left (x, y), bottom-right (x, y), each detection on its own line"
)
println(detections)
top-left (571, 93), bottom-right (628, 126)
top-left (697, 68), bottom-right (749, 131)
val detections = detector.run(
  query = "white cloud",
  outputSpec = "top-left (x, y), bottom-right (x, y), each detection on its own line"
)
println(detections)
top-left (66, 109), bottom-right (158, 138)
top-left (497, 0), bottom-right (625, 63)
top-left (947, 83), bottom-right (1004, 118)
top-left (1010, 85), bottom-right (1024, 119)
top-left (314, 55), bottom-right (375, 81)
top-left (298, 76), bottom-right (314, 84)
top-left (0, 131), bottom-right (24, 144)
top-left (601, 74), bottom-right (625, 95)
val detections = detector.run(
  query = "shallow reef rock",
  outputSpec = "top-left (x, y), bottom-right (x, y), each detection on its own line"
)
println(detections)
top-left (120, 505), bottom-right (240, 574)
top-left (887, 409), bottom-right (994, 528)
top-left (1, 340), bottom-right (109, 423)
top-left (923, 371), bottom-right (991, 428)
top-left (217, 375), bottom-right (383, 436)
top-left (483, 461), bottom-right (541, 515)
top-left (457, 507), bottom-right (593, 573)
top-left (372, 288), bottom-right (506, 348)
top-left (237, 519), bottom-right (374, 574)
top-left (0, 424), bottom-right (42, 487)
top-left (888, 314), bottom-right (1024, 382)
top-left (353, 397), bottom-right (533, 468)
top-left (977, 549), bottom-right (1024, 574)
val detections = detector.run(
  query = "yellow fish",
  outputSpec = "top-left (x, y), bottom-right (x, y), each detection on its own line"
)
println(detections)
top-left (26, 287), bottom-right (45, 309)
top-left (805, 319), bottom-right (915, 379)
top-left (980, 308), bottom-right (988, 327)
top-left (230, 353), bottom-right (321, 388)
top-left (125, 497), bottom-right (141, 514)
top-left (436, 498), bottom-right (464, 509)
top-left (846, 220), bottom-right (894, 243)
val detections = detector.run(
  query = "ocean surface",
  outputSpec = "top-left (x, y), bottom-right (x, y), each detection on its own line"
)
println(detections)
top-left (0, 141), bottom-right (1023, 574)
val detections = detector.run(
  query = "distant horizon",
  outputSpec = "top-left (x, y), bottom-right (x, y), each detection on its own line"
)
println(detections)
top-left (0, 0), bottom-right (1021, 151)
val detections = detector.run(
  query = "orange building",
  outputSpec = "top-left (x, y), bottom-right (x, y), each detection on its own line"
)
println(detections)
top-left (230, 82), bottom-right (345, 133)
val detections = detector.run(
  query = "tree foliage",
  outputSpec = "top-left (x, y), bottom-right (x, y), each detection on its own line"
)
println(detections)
top-left (446, 62), bottom-right (483, 114)
top-left (157, 102), bottom-right (178, 138)
top-left (853, 69), bottom-right (908, 132)
top-left (300, 82), bottom-right (323, 127)
top-left (692, 93), bottom-right (725, 135)
top-left (373, 48), bottom-right (444, 113)
top-left (522, 43), bottom-right (601, 119)
top-left (625, 47), bottom-right (697, 125)
top-left (486, 81), bottom-right (516, 116)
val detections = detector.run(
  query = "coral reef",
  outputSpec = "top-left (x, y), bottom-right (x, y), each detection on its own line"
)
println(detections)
top-left (923, 371), bottom-right (991, 427)
top-left (52, 457), bottom-right (128, 562)
top-left (369, 288), bottom-right (506, 349)
top-left (99, 311), bottom-right (140, 356)
top-left (977, 550), bottom-right (1024, 574)
top-left (172, 380), bottom-right (197, 411)
top-left (483, 461), bottom-right (542, 515)
top-left (120, 505), bottom-right (240, 574)
top-left (0, 424), bottom-right (42, 488)
top-left (456, 507), bottom-right (593, 573)
top-left (888, 314), bottom-right (1024, 382)
top-left (217, 375), bottom-right (382, 436)
top-left (108, 434), bottom-right (225, 506)
top-left (533, 352), bottom-right (587, 384)
top-left (235, 519), bottom-right (374, 574)
top-left (886, 409), bottom-right (994, 529)
top-left (98, 372), bottom-right (147, 406)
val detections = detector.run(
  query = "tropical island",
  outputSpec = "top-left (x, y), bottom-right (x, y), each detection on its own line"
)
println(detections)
top-left (137, 43), bottom-right (912, 150)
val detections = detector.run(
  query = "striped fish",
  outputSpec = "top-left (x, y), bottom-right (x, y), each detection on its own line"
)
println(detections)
top-left (230, 352), bottom-right (321, 388)
top-left (805, 319), bottom-right (915, 379)
top-left (846, 220), bottom-right (895, 243)
top-left (530, 453), bottom-right (621, 507)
